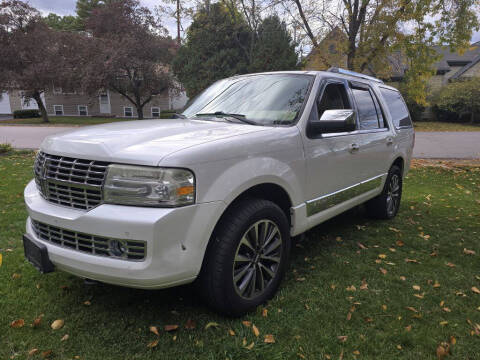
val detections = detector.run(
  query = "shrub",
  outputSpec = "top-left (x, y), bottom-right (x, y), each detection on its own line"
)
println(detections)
top-left (0, 142), bottom-right (13, 154)
top-left (13, 109), bottom-right (40, 118)
top-left (432, 78), bottom-right (480, 123)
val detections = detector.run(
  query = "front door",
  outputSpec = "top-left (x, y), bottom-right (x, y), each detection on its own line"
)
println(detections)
top-left (99, 91), bottom-right (111, 114)
top-left (303, 79), bottom-right (366, 217)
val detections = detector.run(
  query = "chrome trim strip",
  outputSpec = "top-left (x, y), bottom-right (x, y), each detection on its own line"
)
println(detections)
top-left (306, 173), bottom-right (386, 216)
top-left (321, 128), bottom-right (389, 138)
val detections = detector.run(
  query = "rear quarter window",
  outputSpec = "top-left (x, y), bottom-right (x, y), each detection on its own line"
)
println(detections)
top-left (379, 88), bottom-right (412, 128)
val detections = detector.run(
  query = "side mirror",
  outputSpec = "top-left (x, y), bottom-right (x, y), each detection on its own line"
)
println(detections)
top-left (310, 109), bottom-right (356, 134)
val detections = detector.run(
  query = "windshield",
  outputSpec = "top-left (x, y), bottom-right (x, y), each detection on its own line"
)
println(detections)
top-left (182, 74), bottom-right (314, 125)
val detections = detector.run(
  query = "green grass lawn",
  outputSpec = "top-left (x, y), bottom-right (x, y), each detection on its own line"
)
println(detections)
top-left (414, 121), bottom-right (480, 132)
top-left (2, 114), bottom-right (177, 126)
top-left (1, 153), bottom-right (480, 359)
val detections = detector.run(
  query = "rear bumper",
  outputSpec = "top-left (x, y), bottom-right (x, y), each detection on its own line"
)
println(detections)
top-left (24, 179), bottom-right (225, 289)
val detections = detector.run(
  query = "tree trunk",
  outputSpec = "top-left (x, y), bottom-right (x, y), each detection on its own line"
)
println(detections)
top-left (176, 0), bottom-right (181, 44)
top-left (136, 106), bottom-right (144, 120)
top-left (32, 91), bottom-right (49, 123)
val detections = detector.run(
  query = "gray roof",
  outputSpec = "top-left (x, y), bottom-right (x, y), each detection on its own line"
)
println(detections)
top-left (432, 44), bottom-right (480, 73)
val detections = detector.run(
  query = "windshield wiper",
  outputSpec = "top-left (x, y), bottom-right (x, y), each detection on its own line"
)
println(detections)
top-left (195, 111), bottom-right (258, 125)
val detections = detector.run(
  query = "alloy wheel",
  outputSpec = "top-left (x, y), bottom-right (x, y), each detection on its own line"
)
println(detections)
top-left (386, 174), bottom-right (401, 216)
top-left (232, 220), bottom-right (283, 299)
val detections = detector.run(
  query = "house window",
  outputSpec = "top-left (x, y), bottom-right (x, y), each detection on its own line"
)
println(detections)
top-left (78, 105), bottom-right (88, 116)
top-left (53, 105), bottom-right (64, 115)
top-left (151, 107), bottom-right (160, 118)
top-left (124, 106), bottom-right (133, 117)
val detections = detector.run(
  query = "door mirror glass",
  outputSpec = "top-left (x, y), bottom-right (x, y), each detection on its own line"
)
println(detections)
top-left (311, 109), bottom-right (356, 134)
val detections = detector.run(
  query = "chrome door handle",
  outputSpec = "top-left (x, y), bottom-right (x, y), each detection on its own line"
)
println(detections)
top-left (386, 137), bottom-right (393, 145)
top-left (349, 143), bottom-right (359, 153)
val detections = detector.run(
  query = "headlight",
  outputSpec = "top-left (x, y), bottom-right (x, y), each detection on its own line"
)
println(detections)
top-left (104, 164), bottom-right (195, 207)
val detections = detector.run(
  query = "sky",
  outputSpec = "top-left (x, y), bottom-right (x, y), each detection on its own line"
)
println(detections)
top-left (25, 0), bottom-right (480, 43)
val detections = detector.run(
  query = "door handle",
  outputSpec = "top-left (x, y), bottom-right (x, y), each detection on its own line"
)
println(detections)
top-left (386, 137), bottom-right (393, 145)
top-left (349, 143), bottom-right (359, 153)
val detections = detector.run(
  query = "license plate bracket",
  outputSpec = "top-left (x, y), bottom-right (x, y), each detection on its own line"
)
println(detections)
top-left (23, 234), bottom-right (55, 273)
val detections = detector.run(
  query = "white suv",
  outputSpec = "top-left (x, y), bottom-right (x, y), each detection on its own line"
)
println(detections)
top-left (23, 69), bottom-right (414, 316)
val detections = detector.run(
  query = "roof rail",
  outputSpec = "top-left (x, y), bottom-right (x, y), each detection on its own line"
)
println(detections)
top-left (327, 67), bottom-right (384, 84)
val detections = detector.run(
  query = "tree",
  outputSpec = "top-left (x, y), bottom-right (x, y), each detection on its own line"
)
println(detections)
top-left (0, 1), bottom-right (84, 123)
top-left (83, 0), bottom-right (177, 119)
top-left (249, 15), bottom-right (298, 72)
top-left (172, 2), bottom-right (251, 97)
top-left (43, 13), bottom-right (82, 31)
top-left (433, 78), bottom-right (480, 123)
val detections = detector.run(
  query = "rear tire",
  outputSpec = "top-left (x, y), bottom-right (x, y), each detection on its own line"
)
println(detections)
top-left (198, 198), bottom-right (290, 316)
top-left (366, 165), bottom-right (402, 219)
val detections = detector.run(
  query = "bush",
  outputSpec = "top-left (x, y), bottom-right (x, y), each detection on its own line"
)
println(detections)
top-left (0, 142), bottom-right (13, 154)
top-left (13, 109), bottom-right (40, 118)
top-left (160, 110), bottom-right (177, 119)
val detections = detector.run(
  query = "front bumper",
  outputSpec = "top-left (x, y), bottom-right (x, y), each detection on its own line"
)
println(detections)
top-left (24, 180), bottom-right (225, 289)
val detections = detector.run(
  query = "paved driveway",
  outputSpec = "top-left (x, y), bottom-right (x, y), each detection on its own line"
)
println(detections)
top-left (1, 126), bottom-right (479, 159)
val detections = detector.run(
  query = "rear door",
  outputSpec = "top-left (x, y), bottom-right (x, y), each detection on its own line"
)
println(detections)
top-left (348, 81), bottom-right (393, 181)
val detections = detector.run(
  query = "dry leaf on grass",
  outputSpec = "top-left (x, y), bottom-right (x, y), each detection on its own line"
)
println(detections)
top-left (357, 242), bottom-right (367, 250)
top-left (242, 320), bottom-right (251, 327)
top-left (463, 248), bottom-right (476, 255)
top-left (346, 285), bottom-right (356, 292)
top-left (378, 254), bottom-right (387, 259)
top-left (436, 343), bottom-right (450, 360)
top-left (164, 324), bottom-right (179, 332)
top-left (149, 326), bottom-right (160, 336)
top-left (228, 329), bottom-right (235, 336)
top-left (264, 334), bottom-right (275, 343)
top-left (360, 279), bottom-right (368, 290)
top-left (380, 268), bottom-right (388, 275)
top-left (61, 334), bottom-right (69, 341)
top-left (147, 339), bottom-right (159, 348)
top-left (28, 348), bottom-right (39, 356)
top-left (446, 262), bottom-right (456, 268)
top-left (262, 308), bottom-right (268, 317)
top-left (413, 285), bottom-right (421, 291)
top-left (337, 335), bottom-right (348, 342)
top-left (10, 319), bottom-right (25, 328)
top-left (405, 325), bottom-right (412, 332)
top-left (185, 319), bottom-right (196, 330)
top-left (41, 350), bottom-right (53, 358)
top-left (204, 322), bottom-right (219, 330)
top-left (406, 306), bottom-right (418, 313)
top-left (32, 315), bottom-right (43, 328)
top-left (252, 324), bottom-right (260, 337)
top-left (472, 287), bottom-right (480, 294)
top-left (51, 320), bottom-right (64, 330)
top-left (405, 258), bottom-right (420, 264)
top-left (245, 342), bottom-right (254, 350)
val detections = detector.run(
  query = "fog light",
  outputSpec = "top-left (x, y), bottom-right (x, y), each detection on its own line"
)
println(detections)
top-left (109, 239), bottom-right (127, 257)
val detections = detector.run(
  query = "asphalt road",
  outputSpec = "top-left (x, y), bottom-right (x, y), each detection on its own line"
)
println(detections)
top-left (1, 126), bottom-right (479, 159)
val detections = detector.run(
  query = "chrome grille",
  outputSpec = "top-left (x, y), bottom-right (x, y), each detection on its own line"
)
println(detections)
top-left (31, 220), bottom-right (146, 261)
top-left (34, 152), bottom-right (109, 210)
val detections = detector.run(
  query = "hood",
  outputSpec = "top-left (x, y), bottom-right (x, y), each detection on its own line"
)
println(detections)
top-left (41, 119), bottom-right (267, 166)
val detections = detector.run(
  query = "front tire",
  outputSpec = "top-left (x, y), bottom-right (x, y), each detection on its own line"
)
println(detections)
top-left (366, 165), bottom-right (403, 219)
top-left (198, 198), bottom-right (291, 316)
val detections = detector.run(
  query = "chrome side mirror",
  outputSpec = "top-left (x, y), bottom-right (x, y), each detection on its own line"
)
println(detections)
top-left (311, 109), bottom-right (356, 134)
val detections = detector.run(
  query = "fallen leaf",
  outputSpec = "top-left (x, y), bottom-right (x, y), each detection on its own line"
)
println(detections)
top-left (185, 319), bottom-right (196, 330)
top-left (32, 316), bottom-right (43, 328)
top-left (242, 320), bottom-right (251, 327)
top-left (382, 304), bottom-right (387, 311)
top-left (436, 343), bottom-right (450, 360)
top-left (357, 242), bottom-right (367, 250)
top-left (364, 317), bottom-right (373, 323)
top-left (262, 308), bottom-right (268, 317)
top-left (353, 350), bottom-right (360, 355)
top-left (245, 342), bottom-right (254, 350)
top-left (405, 325), bottom-right (412, 332)
top-left (406, 306), bottom-right (418, 313)
top-left (147, 339), bottom-right (159, 348)
top-left (433, 281), bottom-right (441, 288)
top-left (346, 312), bottom-right (352, 321)
top-left (413, 285), bottom-right (421, 291)
top-left (405, 258), bottom-right (420, 264)
top-left (204, 322), bottom-right (219, 330)
top-left (12, 273), bottom-right (21, 279)
top-left (400, 276), bottom-right (406, 281)
top-left (51, 319), bottom-right (64, 330)
top-left (414, 293), bottom-right (424, 299)
top-left (10, 319), bottom-right (25, 328)
top-left (379, 267), bottom-right (387, 275)
top-left (228, 329), bottom-right (235, 336)
top-left (360, 279), bottom-right (368, 290)
top-left (164, 324), bottom-right (179, 332)
top-left (83, 300), bottom-right (91, 306)
top-left (149, 326), bottom-right (160, 336)
top-left (456, 291), bottom-right (467, 297)
top-left (446, 262), bottom-right (456, 268)
top-left (442, 307), bottom-right (451, 313)
top-left (472, 287), bottom-right (480, 294)
top-left (296, 277), bottom-right (306, 282)
top-left (264, 334), bottom-right (275, 343)
top-left (450, 336), bottom-right (456, 345)
top-left (61, 334), bottom-right (69, 341)
top-left (389, 227), bottom-right (400, 233)
top-left (28, 348), bottom-right (39, 356)
top-left (252, 324), bottom-right (260, 337)
top-left (346, 285), bottom-right (356, 292)
top-left (397, 345), bottom-right (402, 350)
top-left (41, 350), bottom-right (53, 358)
top-left (378, 254), bottom-right (387, 259)
top-left (463, 248), bottom-right (476, 255)
top-left (396, 240), bottom-right (405, 247)
top-left (337, 335), bottom-right (348, 342)
top-left (440, 321), bottom-right (449, 326)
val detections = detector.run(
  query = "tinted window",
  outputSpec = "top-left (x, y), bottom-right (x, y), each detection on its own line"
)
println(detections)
top-left (317, 83), bottom-right (351, 118)
top-left (379, 88), bottom-right (412, 128)
top-left (182, 74), bottom-right (314, 125)
top-left (351, 86), bottom-right (379, 130)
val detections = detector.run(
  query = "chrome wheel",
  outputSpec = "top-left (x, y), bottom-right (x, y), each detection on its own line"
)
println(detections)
top-left (386, 174), bottom-right (400, 216)
top-left (233, 220), bottom-right (283, 300)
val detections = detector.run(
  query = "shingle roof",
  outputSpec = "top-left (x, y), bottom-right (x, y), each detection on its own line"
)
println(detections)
top-left (432, 44), bottom-right (480, 72)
